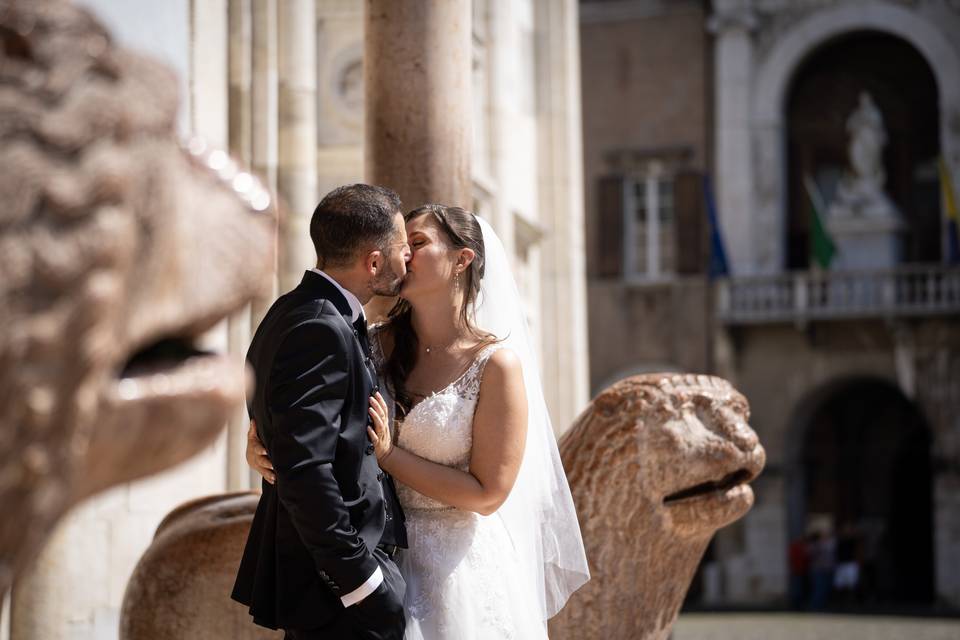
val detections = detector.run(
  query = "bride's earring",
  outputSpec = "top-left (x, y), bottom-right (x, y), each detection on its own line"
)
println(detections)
top-left (454, 270), bottom-right (461, 294)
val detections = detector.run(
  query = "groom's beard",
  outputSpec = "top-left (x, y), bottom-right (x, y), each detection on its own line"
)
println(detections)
top-left (371, 266), bottom-right (405, 297)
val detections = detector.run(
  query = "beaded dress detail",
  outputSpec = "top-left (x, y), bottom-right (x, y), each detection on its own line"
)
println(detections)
top-left (369, 328), bottom-right (547, 640)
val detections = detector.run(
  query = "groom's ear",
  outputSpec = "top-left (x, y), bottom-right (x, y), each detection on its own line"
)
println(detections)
top-left (364, 249), bottom-right (383, 276)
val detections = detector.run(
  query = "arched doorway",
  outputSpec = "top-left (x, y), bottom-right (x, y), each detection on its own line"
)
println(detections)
top-left (744, 1), bottom-right (960, 273)
top-left (785, 31), bottom-right (941, 270)
top-left (789, 377), bottom-right (934, 605)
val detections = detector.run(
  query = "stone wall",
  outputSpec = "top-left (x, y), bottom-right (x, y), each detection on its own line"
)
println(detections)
top-left (587, 278), bottom-right (711, 393)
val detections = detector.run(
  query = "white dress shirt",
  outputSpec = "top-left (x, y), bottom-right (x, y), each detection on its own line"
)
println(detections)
top-left (308, 268), bottom-right (381, 607)
top-left (310, 268), bottom-right (365, 323)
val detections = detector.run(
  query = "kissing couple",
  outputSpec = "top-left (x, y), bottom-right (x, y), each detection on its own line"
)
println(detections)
top-left (232, 184), bottom-right (589, 639)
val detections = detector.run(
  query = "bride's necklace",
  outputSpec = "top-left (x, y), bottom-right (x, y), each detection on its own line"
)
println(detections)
top-left (422, 334), bottom-right (466, 355)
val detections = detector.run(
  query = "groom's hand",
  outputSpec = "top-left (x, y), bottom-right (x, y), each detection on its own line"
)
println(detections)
top-left (246, 420), bottom-right (275, 484)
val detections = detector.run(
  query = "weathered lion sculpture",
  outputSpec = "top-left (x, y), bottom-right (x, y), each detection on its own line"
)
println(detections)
top-left (120, 373), bottom-right (762, 639)
top-left (120, 492), bottom-right (281, 640)
top-left (0, 0), bottom-right (274, 597)
top-left (549, 373), bottom-right (766, 640)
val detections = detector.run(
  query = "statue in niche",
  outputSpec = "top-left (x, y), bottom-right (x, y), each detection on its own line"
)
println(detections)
top-left (829, 91), bottom-right (900, 220)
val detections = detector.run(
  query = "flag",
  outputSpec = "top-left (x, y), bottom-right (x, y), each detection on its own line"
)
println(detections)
top-left (703, 174), bottom-right (730, 278)
top-left (804, 175), bottom-right (836, 269)
top-left (938, 157), bottom-right (960, 264)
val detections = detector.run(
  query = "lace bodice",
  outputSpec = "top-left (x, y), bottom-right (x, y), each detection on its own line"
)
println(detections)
top-left (369, 327), bottom-right (546, 639)
top-left (369, 328), bottom-right (500, 511)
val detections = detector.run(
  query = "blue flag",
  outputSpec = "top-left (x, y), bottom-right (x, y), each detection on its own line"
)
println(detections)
top-left (703, 174), bottom-right (730, 278)
top-left (939, 158), bottom-right (960, 264)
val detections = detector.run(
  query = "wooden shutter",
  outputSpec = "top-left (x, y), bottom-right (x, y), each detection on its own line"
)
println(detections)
top-left (673, 170), bottom-right (706, 275)
top-left (596, 175), bottom-right (625, 278)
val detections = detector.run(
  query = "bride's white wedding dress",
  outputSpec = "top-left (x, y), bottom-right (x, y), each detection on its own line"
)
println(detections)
top-left (370, 336), bottom-right (548, 640)
top-left (362, 215), bottom-right (589, 638)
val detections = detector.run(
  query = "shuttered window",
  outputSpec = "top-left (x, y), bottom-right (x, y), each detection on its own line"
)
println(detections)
top-left (595, 169), bottom-right (707, 280)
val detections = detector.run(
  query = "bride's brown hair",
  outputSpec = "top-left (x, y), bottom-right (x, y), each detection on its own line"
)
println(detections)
top-left (385, 205), bottom-right (497, 416)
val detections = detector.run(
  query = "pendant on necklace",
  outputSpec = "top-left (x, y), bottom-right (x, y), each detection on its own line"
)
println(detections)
top-left (425, 347), bottom-right (431, 354)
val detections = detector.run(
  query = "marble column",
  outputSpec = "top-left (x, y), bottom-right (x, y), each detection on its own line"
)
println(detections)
top-left (364, 0), bottom-right (472, 207)
top-left (248, 0), bottom-right (280, 489)
top-left (277, 0), bottom-right (318, 294)
top-left (227, 0), bottom-right (254, 492)
top-left (250, 0), bottom-right (279, 318)
top-left (364, 0), bottom-right (472, 319)
top-left (486, 0), bottom-right (516, 260)
top-left (532, 0), bottom-right (590, 434)
top-left (709, 0), bottom-right (758, 276)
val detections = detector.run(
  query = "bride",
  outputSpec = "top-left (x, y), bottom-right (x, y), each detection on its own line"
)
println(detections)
top-left (248, 205), bottom-right (589, 638)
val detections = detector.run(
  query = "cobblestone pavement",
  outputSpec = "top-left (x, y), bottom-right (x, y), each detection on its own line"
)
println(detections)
top-left (672, 613), bottom-right (960, 640)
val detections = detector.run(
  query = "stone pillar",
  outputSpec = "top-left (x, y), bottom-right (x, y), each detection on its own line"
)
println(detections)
top-left (227, 0), bottom-right (254, 492)
top-left (364, 0), bottom-right (472, 319)
top-left (364, 0), bottom-right (472, 207)
top-left (709, 0), bottom-right (757, 276)
top-left (249, 0), bottom-right (280, 488)
top-left (533, 0), bottom-right (590, 434)
top-left (250, 0), bottom-right (279, 323)
top-left (252, 0), bottom-right (279, 200)
top-left (277, 0), bottom-right (318, 293)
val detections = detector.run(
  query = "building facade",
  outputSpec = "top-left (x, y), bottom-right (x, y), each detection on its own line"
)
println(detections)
top-left (582, 0), bottom-right (960, 608)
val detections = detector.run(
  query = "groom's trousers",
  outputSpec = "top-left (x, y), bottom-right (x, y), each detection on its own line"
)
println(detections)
top-left (284, 548), bottom-right (406, 640)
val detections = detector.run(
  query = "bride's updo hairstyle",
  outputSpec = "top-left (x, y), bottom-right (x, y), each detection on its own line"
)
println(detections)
top-left (386, 205), bottom-right (497, 415)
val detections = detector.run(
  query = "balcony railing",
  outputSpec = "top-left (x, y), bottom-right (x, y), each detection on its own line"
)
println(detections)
top-left (716, 265), bottom-right (960, 324)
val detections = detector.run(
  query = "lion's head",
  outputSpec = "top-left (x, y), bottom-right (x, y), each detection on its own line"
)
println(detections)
top-left (0, 0), bottom-right (275, 595)
top-left (551, 373), bottom-right (765, 640)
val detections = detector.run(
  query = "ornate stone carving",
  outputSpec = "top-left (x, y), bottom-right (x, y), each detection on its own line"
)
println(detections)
top-left (120, 493), bottom-right (281, 640)
top-left (548, 374), bottom-right (765, 640)
top-left (0, 0), bottom-right (274, 597)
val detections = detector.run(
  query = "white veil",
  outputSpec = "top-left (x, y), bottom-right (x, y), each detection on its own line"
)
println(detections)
top-left (473, 216), bottom-right (590, 620)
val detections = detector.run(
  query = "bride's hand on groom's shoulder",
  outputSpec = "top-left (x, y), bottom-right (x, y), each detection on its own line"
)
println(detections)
top-left (246, 420), bottom-right (276, 484)
top-left (367, 393), bottom-right (394, 464)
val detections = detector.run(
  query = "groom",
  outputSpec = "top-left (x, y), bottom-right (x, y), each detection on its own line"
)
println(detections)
top-left (232, 184), bottom-right (411, 639)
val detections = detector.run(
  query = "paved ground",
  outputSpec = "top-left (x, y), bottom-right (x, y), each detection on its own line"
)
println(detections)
top-left (672, 613), bottom-right (960, 640)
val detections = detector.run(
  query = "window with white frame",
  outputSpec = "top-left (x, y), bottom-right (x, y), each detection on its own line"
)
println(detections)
top-left (625, 163), bottom-right (676, 279)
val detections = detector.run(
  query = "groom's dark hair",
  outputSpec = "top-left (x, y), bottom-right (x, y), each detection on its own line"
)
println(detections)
top-left (310, 184), bottom-right (402, 268)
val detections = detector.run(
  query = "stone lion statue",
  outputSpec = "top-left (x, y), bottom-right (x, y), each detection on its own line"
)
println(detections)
top-left (0, 0), bottom-right (274, 597)
top-left (120, 373), bottom-right (762, 639)
top-left (120, 492), bottom-right (281, 640)
top-left (549, 373), bottom-right (766, 640)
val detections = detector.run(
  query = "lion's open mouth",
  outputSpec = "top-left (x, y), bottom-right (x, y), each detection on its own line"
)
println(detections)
top-left (663, 468), bottom-right (755, 505)
top-left (120, 336), bottom-right (214, 379)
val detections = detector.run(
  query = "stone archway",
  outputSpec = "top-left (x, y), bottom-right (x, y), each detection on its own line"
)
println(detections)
top-left (749, 2), bottom-right (960, 272)
top-left (784, 376), bottom-right (934, 606)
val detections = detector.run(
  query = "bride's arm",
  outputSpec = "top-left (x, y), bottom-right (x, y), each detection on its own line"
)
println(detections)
top-left (369, 349), bottom-right (527, 516)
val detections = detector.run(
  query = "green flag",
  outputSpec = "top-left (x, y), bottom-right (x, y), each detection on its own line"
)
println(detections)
top-left (804, 175), bottom-right (836, 269)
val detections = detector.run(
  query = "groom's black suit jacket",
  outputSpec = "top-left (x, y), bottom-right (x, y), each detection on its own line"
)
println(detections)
top-left (232, 270), bottom-right (406, 631)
